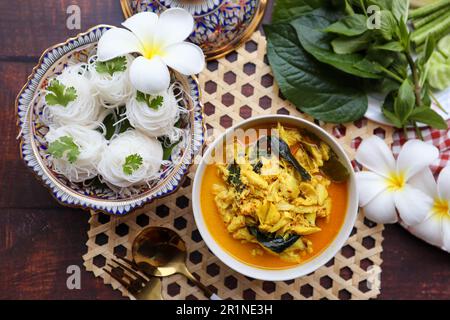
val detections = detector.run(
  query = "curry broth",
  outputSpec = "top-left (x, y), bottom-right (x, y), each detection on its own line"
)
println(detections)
top-left (201, 162), bottom-right (349, 270)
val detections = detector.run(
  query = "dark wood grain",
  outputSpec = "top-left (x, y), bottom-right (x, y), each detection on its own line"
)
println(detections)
top-left (0, 0), bottom-right (448, 300)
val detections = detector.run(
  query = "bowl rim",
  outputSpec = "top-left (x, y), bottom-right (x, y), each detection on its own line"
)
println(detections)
top-left (192, 115), bottom-right (359, 281)
top-left (15, 24), bottom-right (206, 215)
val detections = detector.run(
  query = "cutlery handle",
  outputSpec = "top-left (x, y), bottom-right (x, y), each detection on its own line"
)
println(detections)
top-left (179, 265), bottom-right (222, 300)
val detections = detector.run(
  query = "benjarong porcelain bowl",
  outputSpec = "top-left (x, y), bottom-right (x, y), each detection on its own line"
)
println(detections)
top-left (16, 25), bottom-right (205, 215)
top-left (121, 0), bottom-right (268, 60)
top-left (192, 115), bottom-right (358, 281)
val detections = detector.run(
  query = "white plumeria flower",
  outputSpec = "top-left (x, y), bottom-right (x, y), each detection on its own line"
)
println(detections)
top-left (407, 166), bottom-right (450, 252)
top-left (97, 9), bottom-right (205, 94)
top-left (355, 136), bottom-right (439, 225)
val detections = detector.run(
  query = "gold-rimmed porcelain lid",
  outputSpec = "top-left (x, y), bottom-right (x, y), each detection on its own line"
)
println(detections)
top-left (120, 0), bottom-right (267, 60)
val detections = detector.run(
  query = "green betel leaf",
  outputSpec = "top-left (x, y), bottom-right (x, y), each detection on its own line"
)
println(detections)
top-left (409, 107), bottom-right (448, 130)
top-left (272, 0), bottom-right (314, 22)
top-left (264, 22), bottom-right (368, 123)
top-left (372, 41), bottom-right (404, 52)
top-left (45, 80), bottom-right (77, 107)
top-left (391, 0), bottom-right (409, 22)
top-left (331, 32), bottom-right (371, 54)
top-left (291, 10), bottom-right (382, 79)
top-left (324, 14), bottom-right (368, 36)
top-left (123, 154), bottom-right (143, 175)
top-left (378, 10), bottom-right (397, 41)
top-left (394, 79), bottom-right (416, 124)
top-left (96, 56), bottom-right (127, 76)
top-left (47, 136), bottom-right (80, 163)
top-left (136, 91), bottom-right (164, 110)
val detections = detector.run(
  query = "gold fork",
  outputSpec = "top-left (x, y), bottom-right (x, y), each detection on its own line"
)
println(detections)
top-left (103, 256), bottom-right (163, 300)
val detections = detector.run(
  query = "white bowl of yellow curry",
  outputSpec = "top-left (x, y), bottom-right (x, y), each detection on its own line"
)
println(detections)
top-left (192, 115), bottom-right (358, 281)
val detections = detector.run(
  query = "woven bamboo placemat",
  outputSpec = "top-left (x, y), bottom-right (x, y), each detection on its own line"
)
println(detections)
top-left (83, 31), bottom-right (392, 300)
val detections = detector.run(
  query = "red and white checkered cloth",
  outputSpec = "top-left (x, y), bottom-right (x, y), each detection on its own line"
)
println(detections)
top-left (392, 120), bottom-right (450, 174)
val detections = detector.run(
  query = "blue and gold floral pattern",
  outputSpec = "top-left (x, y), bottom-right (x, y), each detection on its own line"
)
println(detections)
top-left (16, 25), bottom-right (205, 215)
top-left (126, 0), bottom-right (266, 59)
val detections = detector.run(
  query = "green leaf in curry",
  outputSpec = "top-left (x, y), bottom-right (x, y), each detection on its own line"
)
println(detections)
top-left (248, 226), bottom-right (300, 254)
top-left (291, 9), bottom-right (383, 79)
top-left (320, 151), bottom-right (350, 183)
top-left (264, 22), bottom-right (368, 123)
top-left (227, 162), bottom-right (244, 192)
top-left (96, 56), bottom-right (127, 76)
top-left (47, 136), bottom-right (80, 163)
top-left (45, 80), bottom-right (77, 107)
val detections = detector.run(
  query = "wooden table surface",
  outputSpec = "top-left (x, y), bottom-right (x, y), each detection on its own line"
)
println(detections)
top-left (0, 0), bottom-right (448, 300)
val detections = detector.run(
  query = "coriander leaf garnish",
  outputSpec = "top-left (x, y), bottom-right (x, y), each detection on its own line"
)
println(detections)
top-left (47, 136), bottom-right (80, 163)
top-left (96, 56), bottom-right (127, 76)
top-left (123, 154), bottom-right (143, 175)
top-left (136, 91), bottom-right (164, 110)
top-left (45, 80), bottom-right (77, 107)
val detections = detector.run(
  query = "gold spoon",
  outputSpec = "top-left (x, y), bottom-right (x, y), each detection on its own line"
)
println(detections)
top-left (131, 226), bottom-right (221, 300)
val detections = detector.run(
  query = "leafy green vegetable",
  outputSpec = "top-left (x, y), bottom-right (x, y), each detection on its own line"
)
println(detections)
top-left (324, 14), bottom-right (368, 36)
top-left (394, 79), bottom-right (416, 124)
top-left (96, 56), bottom-right (127, 76)
top-left (45, 80), bottom-right (77, 107)
top-left (272, 0), bottom-right (313, 22)
top-left (159, 136), bottom-right (181, 161)
top-left (248, 226), bottom-right (300, 254)
top-left (331, 32), bottom-right (371, 54)
top-left (264, 22), bottom-right (368, 123)
top-left (409, 107), bottom-right (448, 129)
top-left (101, 107), bottom-right (132, 140)
top-left (48, 136), bottom-right (80, 163)
top-left (291, 10), bottom-right (382, 79)
top-left (391, 0), bottom-right (410, 22)
top-left (123, 154), bottom-right (143, 175)
top-left (372, 41), bottom-right (404, 52)
top-left (377, 10), bottom-right (398, 41)
top-left (136, 92), bottom-right (164, 110)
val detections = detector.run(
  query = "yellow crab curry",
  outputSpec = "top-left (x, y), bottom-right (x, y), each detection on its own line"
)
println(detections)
top-left (201, 124), bottom-right (349, 269)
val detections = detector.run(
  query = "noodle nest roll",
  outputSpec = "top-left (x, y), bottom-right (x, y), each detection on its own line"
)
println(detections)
top-left (45, 124), bottom-right (107, 183)
top-left (97, 130), bottom-right (164, 188)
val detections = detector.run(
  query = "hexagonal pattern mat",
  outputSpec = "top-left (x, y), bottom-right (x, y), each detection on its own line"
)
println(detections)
top-left (83, 32), bottom-right (392, 300)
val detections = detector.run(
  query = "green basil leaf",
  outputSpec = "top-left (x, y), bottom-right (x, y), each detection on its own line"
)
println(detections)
top-left (391, 0), bottom-right (409, 22)
top-left (324, 14), bottom-right (368, 36)
top-left (409, 107), bottom-right (448, 129)
top-left (378, 10), bottom-right (397, 41)
top-left (372, 41), bottom-right (404, 52)
top-left (272, 0), bottom-right (313, 22)
top-left (292, 10), bottom-right (382, 79)
top-left (331, 32), bottom-right (372, 54)
top-left (382, 107), bottom-right (403, 128)
top-left (394, 79), bottom-right (416, 123)
top-left (264, 22), bottom-right (368, 123)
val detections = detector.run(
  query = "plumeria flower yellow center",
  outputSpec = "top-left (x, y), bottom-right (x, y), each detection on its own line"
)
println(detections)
top-left (355, 136), bottom-right (439, 226)
top-left (97, 9), bottom-right (205, 95)
top-left (408, 166), bottom-right (450, 252)
top-left (386, 172), bottom-right (406, 191)
top-left (432, 198), bottom-right (449, 218)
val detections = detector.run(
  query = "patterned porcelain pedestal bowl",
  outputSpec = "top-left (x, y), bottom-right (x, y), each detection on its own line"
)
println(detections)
top-left (16, 25), bottom-right (205, 216)
top-left (121, 0), bottom-right (267, 60)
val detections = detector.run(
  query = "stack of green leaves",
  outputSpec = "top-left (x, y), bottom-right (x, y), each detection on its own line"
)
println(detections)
top-left (265, 0), bottom-right (449, 132)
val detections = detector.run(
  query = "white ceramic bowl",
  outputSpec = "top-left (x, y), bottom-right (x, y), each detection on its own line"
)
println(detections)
top-left (192, 115), bottom-right (358, 281)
